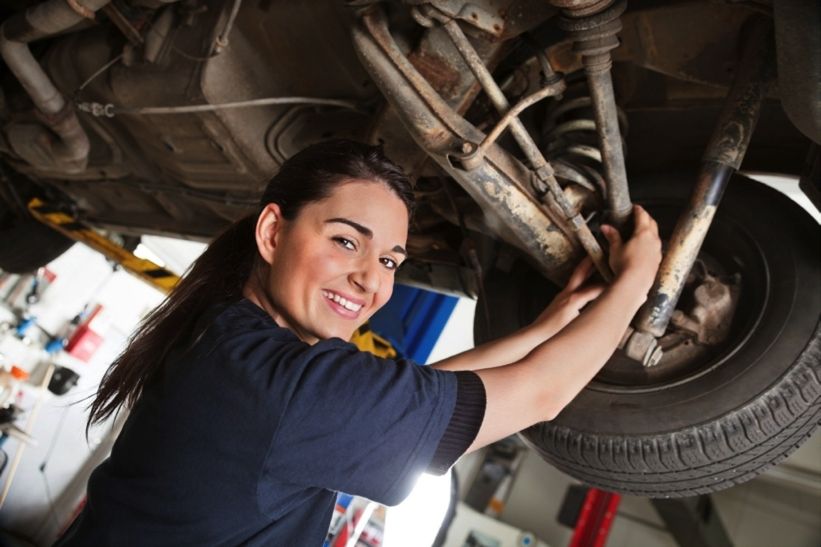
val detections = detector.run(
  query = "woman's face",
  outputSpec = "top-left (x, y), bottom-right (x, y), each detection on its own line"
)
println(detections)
top-left (256, 179), bottom-right (410, 344)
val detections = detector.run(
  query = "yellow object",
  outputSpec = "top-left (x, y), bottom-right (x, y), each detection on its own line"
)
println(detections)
top-left (350, 324), bottom-right (397, 358)
top-left (28, 198), bottom-right (179, 294)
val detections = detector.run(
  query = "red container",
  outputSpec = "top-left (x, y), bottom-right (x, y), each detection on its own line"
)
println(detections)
top-left (65, 324), bottom-right (103, 362)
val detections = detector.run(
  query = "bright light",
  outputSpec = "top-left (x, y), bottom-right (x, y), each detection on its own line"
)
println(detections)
top-left (382, 471), bottom-right (453, 547)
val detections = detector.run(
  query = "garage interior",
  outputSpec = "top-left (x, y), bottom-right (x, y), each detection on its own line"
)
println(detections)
top-left (1, 0), bottom-right (820, 545)
top-left (0, 174), bottom-right (818, 546)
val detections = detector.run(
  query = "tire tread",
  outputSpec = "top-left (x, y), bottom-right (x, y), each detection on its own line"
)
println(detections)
top-left (523, 323), bottom-right (821, 496)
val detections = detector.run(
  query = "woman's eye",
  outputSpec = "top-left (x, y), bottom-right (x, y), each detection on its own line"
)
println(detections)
top-left (381, 257), bottom-right (398, 270)
top-left (333, 237), bottom-right (356, 251)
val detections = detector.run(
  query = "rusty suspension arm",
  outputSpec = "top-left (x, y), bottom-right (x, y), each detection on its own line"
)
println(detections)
top-left (631, 18), bottom-right (772, 346)
top-left (353, 7), bottom-right (595, 285)
top-left (420, 6), bottom-right (612, 281)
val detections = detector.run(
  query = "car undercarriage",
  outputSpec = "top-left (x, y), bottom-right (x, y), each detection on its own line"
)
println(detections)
top-left (1, 0), bottom-right (819, 496)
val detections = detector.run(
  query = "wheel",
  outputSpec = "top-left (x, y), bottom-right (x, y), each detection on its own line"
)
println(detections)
top-left (0, 205), bottom-right (74, 273)
top-left (475, 172), bottom-right (821, 497)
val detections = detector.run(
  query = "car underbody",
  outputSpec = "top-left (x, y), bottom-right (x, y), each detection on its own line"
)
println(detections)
top-left (1, 0), bottom-right (819, 496)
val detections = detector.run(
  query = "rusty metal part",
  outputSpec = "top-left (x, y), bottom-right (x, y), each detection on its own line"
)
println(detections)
top-left (554, 0), bottom-right (632, 229)
top-left (0, 0), bottom-right (113, 173)
top-left (670, 266), bottom-right (741, 346)
top-left (354, 6), bottom-right (587, 284)
top-left (420, 7), bottom-right (612, 280)
top-left (631, 17), bottom-right (771, 345)
top-left (619, 327), bottom-right (662, 367)
top-left (456, 77), bottom-right (567, 170)
top-left (409, 0), bottom-right (506, 38)
top-left (542, 76), bottom-right (628, 199)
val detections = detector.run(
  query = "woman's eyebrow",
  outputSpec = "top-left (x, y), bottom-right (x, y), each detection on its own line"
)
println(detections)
top-left (325, 217), bottom-right (407, 256)
top-left (326, 217), bottom-right (372, 238)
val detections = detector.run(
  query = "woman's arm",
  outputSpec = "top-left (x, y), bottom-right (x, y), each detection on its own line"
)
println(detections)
top-left (431, 258), bottom-right (604, 372)
top-left (465, 206), bottom-right (662, 452)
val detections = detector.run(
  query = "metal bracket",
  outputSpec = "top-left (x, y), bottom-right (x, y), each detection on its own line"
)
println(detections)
top-left (406, 0), bottom-right (506, 37)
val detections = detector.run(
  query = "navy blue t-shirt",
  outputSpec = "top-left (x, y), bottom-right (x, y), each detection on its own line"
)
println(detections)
top-left (56, 299), bottom-right (485, 546)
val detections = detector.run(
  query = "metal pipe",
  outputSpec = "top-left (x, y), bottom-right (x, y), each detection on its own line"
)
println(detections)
top-left (213, 0), bottom-right (243, 54)
top-left (436, 13), bottom-right (612, 280)
top-left (587, 59), bottom-right (631, 223)
top-left (457, 78), bottom-right (566, 170)
top-left (0, 0), bottom-right (111, 173)
top-left (633, 17), bottom-right (772, 339)
top-left (77, 96), bottom-right (362, 117)
top-left (555, 0), bottom-right (632, 229)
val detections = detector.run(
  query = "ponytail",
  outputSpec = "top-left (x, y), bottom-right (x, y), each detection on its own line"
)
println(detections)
top-left (87, 215), bottom-right (257, 427)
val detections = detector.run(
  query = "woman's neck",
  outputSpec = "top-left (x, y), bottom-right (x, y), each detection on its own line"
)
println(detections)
top-left (241, 281), bottom-right (319, 345)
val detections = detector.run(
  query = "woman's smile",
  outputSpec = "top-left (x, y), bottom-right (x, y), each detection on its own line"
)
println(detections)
top-left (321, 289), bottom-right (365, 317)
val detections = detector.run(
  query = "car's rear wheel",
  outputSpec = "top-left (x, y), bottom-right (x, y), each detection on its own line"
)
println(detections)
top-left (475, 172), bottom-right (821, 497)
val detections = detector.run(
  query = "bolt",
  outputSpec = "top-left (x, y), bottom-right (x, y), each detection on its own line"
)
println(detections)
top-left (645, 345), bottom-right (664, 367)
top-left (461, 141), bottom-right (475, 154)
top-left (623, 329), bottom-right (663, 367)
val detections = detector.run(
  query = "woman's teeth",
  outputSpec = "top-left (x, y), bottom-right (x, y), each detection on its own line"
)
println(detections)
top-left (322, 290), bottom-right (362, 312)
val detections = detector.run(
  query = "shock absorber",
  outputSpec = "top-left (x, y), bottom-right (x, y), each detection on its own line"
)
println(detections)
top-left (550, 0), bottom-right (633, 229)
top-left (542, 72), bottom-right (628, 201)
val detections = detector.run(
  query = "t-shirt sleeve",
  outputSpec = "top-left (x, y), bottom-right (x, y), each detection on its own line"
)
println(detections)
top-left (254, 337), bottom-right (484, 506)
top-left (428, 370), bottom-right (486, 474)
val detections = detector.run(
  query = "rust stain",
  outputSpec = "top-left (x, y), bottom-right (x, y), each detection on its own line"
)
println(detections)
top-left (408, 51), bottom-right (461, 99)
top-left (656, 205), bottom-right (717, 294)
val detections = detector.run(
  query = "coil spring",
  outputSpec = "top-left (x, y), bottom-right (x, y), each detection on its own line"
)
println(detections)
top-left (541, 71), bottom-right (628, 198)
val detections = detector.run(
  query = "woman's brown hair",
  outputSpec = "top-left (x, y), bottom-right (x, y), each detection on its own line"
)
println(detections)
top-left (88, 140), bottom-right (414, 427)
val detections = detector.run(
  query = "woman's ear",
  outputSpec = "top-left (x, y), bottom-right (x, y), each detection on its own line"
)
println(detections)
top-left (255, 203), bottom-right (283, 265)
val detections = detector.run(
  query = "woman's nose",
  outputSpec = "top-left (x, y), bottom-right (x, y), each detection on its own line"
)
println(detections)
top-left (350, 262), bottom-right (380, 294)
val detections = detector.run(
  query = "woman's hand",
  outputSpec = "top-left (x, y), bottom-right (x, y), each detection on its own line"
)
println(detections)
top-left (601, 205), bottom-right (662, 296)
top-left (532, 205), bottom-right (661, 336)
top-left (532, 257), bottom-right (605, 336)
top-left (468, 206), bottom-right (664, 452)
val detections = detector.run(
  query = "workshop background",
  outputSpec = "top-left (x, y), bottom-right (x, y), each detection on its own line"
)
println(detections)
top-left (0, 175), bottom-right (818, 547)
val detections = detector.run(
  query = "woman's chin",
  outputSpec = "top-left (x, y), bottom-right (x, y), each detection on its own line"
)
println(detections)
top-left (310, 324), bottom-right (356, 343)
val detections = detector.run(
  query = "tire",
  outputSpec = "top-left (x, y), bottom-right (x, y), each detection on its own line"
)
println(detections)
top-left (0, 210), bottom-right (75, 273)
top-left (475, 172), bottom-right (821, 497)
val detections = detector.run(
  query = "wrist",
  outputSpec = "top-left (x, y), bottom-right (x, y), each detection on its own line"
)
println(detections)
top-left (526, 314), bottom-right (564, 341)
top-left (611, 273), bottom-right (653, 310)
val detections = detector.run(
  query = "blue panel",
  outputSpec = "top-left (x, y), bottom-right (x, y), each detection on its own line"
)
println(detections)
top-left (369, 284), bottom-right (459, 364)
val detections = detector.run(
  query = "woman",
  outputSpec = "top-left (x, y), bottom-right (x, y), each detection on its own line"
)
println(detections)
top-left (57, 140), bottom-right (660, 546)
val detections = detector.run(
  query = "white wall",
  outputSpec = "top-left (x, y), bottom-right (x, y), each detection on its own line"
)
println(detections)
top-left (0, 244), bottom-right (166, 544)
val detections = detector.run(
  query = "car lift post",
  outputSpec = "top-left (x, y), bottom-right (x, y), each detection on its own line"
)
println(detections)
top-left (568, 487), bottom-right (621, 547)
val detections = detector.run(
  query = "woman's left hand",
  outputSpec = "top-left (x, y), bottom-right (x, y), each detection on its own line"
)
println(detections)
top-left (532, 257), bottom-right (605, 337)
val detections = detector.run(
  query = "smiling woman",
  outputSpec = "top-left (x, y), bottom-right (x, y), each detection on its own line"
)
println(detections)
top-left (245, 180), bottom-right (410, 343)
top-left (56, 139), bottom-right (662, 546)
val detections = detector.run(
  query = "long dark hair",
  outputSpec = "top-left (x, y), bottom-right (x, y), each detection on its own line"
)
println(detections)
top-left (88, 140), bottom-right (414, 427)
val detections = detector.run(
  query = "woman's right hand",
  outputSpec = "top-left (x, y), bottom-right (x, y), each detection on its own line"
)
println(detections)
top-left (600, 205), bottom-right (662, 294)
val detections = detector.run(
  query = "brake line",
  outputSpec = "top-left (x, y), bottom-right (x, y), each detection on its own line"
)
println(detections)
top-left (77, 96), bottom-right (365, 118)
